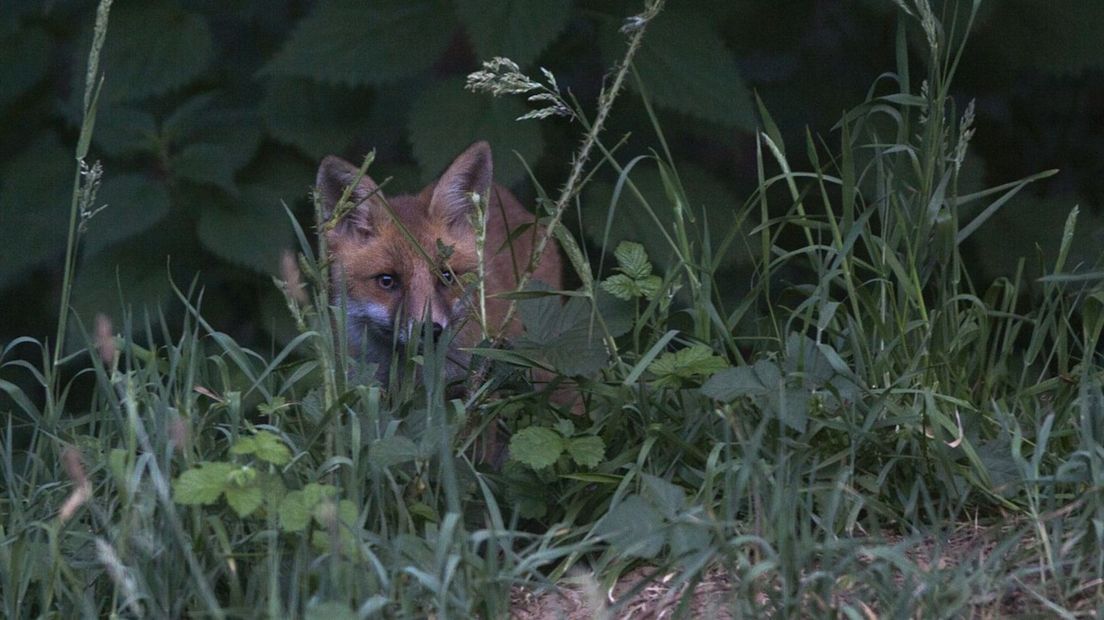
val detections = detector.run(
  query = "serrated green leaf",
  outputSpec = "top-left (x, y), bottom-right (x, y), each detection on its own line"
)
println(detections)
top-left (408, 78), bottom-right (544, 186)
top-left (370, 435), bottom-right (420, 467)
top-left (92, 107), bottom-right (157, 157)
top-left (600, 274), bottom-right (637, 301)
top-left (225, 482), bottom-right (264, 517)
top-left (516, 286), bottom-right (610, 376)
top-left (621, 9), bottom-right (754, 129)
top-left (700, 364), bottom-right (769, 401)
top-left (613, 241), bottom-right (653, 280)
top-left (173, 144), bottom-right (239, 194)
top-left (173, 462), bottom-right (234, 505)
top-left (196, 185), bottom-right (294, 273)
top-left (455, 0), bottom-right (571, 68)
top-left (0, 135), bottom-right (74, 289)
top-left (581, 163), bottom-right (744, 273)
top-left (509, 426), bottom-right (564, 469)
top-left (305, 602), bottom-right (357, 620)
top-left (278, 491), bottom-right (312, 531)
top-left (83, 174), bottom-right (171, 259)
top-left (260, 78), bottom-right (373, 160)
top-left (267, 0), bottom-right (455, 86)
top-left (565, 435), bottom-right (604, 468)
top-left (553, 418), bottom-right (575, 437)
top-left (0, 28), bottom-right (51, 109)
top-left (985, 2), bottom-right (1104, 74)
top-left (641, 474), bottom-right (686, 520)
top-left (594, 495), bottom-right (664, 559)
top-left (649, 344), bottom-right (728, 388)
top-left (88, 0), bottom-right (214, 103)
top-left (231, 431), bottom-right (291, 465)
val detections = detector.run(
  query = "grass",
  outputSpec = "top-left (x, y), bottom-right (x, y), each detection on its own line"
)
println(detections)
top-left (3, 0), bottom-right (1104, 617)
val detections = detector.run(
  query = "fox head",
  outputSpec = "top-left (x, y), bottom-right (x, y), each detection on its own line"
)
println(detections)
top-left (316, 142), bottom-right (494, 374)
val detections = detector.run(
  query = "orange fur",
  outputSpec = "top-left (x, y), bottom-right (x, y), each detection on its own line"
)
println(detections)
top-left (316, 141), bottom-right (563, 383)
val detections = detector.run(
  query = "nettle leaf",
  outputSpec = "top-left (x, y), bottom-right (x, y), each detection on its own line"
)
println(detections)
top-left (173, 462), bottom-right (235, 505)
top-left (565, 435), bottom-right (604, 468)
top-left (408, 78), bottom-right (544, 187)
top-left (517, 290), bottom-right (609, 376)
top-left (455, 0), bottom-right (571, 68)
top-left (224, 482), bottom-right (264, 517)
top-left (230, 431), bottom-right (291, 465)
top-left (92, 107), bottom-right (157, 158)
top-left (369, 435), bottom-right (420, 467)
top-left (278, 483), bottom-right (338, 531)
top-left (509, 426), bottom-right (564, 469)
top-left (260, 78), bottom-right (373, 160)
top-left (985, 2), bottom-right (1104, 74)
top-left (617, 9), bottom-right (754, 129)
top-left (582, 163), bottom-right (744, 273)
top-left (649, 343), bottom-right (728, 389)
top-left (196, 185), bottom-right (295, 274)
top-left (278, 490), bottom-right (313, 531)
top-left (0, 27), bottom-right (51, 109)
top-left (91, 0), bottom-right (214, 103)
top-left (83, 173), bottom-right (171, 259)
top-left (0, 135), bottom-right (73, 289)
top-left (594, 495), bottom-right (664, 559)
top-left (267, 0), bottom-right (455, 86)
top-left (700, 361), bottom-right (773, 401)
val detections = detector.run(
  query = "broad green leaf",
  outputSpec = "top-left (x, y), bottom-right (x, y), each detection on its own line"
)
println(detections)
top-left (267, 0), bottom-right (455, 86)
top-left (599, 274), bottom-right (637, 301)
top-left (455, 0), bottom-right (571, 68)
top-left (509, 426), bottom-right (564, 469)
top-left (278, 491), bottom-right (312, 532)
top-left (701, 364), bottom-right (769, 401)
top-left (517, 290), bottom-right (609, 376)
top-left (615, 9), bottom-right (754, 129)
top-left (984, 2), bottom-right (1104, 74)
top-left (260, 78), bottom-right (373, 160)
top-left (594, 495), bottom-right (664, 559)
top-left (649, 344), bottom-right (728, 389)
top-left (408, 78), bottom-right (544, 186)
top-left (224, 482), bottom-right (264, 517)
top-left (0, 135), bottom-right (73, 289)
top-left (582, 163), bottom-right (743, 273)
top-left (369, 435), bottom-right (420, 467)
top-left (89, 0), bottom-right (214, 103)
top-left (231, 431), bottom-right (291, 465)
top-left (614, 241), bottom-right (653, 280)
top-left (83, 174), bottom-right (171, 259)
top-left (0, 28), bottom-right (51, 109)
top-left (173, 144), bottom-right (240, 194)
top-left (196, 185), bottom-right (295, 273)
top-left (305, 602), bottom-right (357, 620)
top-left (173, 462), bottom-right (235, 505)
top-left (565, 435), bottom-right (604, 468)
top-left (641, 474), bottom-right (686, 520)
top-left (91, 107), bottom-right (157, 158)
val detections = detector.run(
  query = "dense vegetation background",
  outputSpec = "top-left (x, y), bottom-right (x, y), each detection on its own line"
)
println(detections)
top-left (1, 0), bottom-right (1101, 350)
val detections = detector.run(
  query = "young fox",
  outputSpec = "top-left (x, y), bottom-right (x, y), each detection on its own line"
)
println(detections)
top-left (315, 141), bottom-right (564, 386)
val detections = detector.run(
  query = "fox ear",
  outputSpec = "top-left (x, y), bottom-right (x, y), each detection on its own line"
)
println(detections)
top-left (430, 141), bottom-right (493, 227)
top-left (315, 155), bottom-right (385, 237)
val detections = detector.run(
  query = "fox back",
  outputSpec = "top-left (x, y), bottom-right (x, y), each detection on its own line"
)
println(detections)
top-left (315, 141), bottom-right (563, 383)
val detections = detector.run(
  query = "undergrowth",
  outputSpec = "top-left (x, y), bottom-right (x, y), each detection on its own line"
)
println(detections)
top-left (2, 0), bottom-right (1103, 617)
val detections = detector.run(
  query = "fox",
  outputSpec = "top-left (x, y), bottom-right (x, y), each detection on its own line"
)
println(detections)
top-left (315, 141), bottom-right (564, 390)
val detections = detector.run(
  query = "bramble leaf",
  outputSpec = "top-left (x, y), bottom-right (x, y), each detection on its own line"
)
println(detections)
top-left (649, 344), bottom-right (728, 388)
top-left (509, 427), bottom-right (564, 469)
top-left (565, 436), bottom-right (604, 468)
top-left (173, 462), bottom-right (235, 505)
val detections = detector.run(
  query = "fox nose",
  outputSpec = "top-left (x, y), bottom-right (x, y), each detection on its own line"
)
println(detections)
top-left (432, 322), bottom-right (444, 342)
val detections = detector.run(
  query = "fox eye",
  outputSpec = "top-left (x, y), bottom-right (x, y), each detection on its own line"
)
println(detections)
top-left (440, 270), bottom-right (454, 285)
top-left (376, 274), bottom-right (397, 290)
